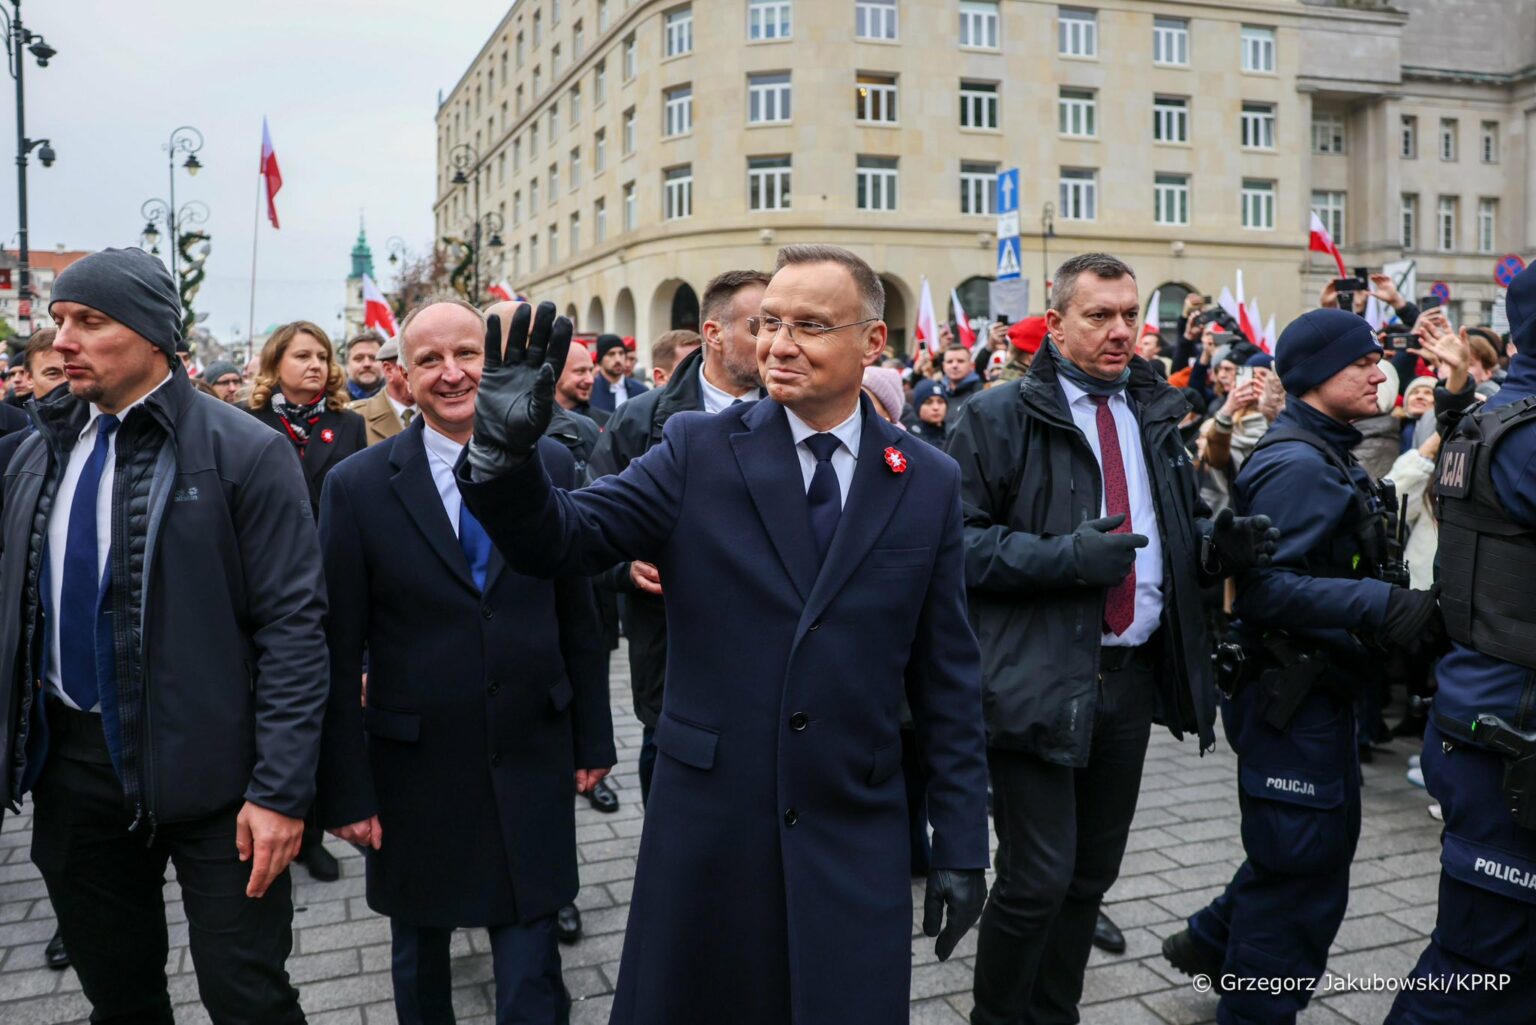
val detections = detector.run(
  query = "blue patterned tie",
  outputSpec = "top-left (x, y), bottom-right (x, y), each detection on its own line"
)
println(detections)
top-left (60, 414), bottom-right (119, 710)
top-left (804, 433), bottom-right (843, 564)
top-left (458, 501), bottom-right (492, 592)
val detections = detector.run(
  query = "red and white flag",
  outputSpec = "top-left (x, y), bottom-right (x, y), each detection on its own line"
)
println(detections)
top-left (487, 281), bottom-right (514, 302)
top-left (362, 274), bottom-right (397, 337)
top-left (914, 277), bottom-right (940, 355)
top-left (1263, 315), bottom-right (1277, 352)
top-left (1142, 288), bottom-right (1162, 336)
top-left (1308, 211), bottom-right (1347, 278)
top-left (260, 118), bottom-right (283, 229)
top-left (950, 289), bottom-right (976, 348)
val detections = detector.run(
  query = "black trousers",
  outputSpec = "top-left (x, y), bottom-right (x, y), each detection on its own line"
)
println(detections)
top-left (971, 649), bottom-right (1157, 1025)
top-left (391, 917), bottom-right (570, 1025)
top-left (30, 704), bottom-right (304, 1025)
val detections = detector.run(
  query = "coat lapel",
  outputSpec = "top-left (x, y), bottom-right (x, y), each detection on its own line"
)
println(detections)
top-left (302, 410), bottom-right (347, 485)
top-left (390, 422), bottom-right (477, 593)
top-left (731, 400), bottom-right (819, 602)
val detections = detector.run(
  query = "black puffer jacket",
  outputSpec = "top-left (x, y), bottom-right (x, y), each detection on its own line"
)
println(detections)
top-left (0, 368), bottom-right (328, 830)
top-left (946, 353), bottom-right (1218, 766)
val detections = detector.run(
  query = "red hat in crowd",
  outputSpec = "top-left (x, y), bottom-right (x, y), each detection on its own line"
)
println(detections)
top-left (622, 336), bottom-right (637, 351)
top-left (1008, 316), bottom-right (1048, 355)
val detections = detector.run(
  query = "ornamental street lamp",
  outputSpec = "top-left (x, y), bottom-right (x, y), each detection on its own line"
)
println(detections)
top-left (160, 126), bottom-right (205, 284)
top-left (2, 0), bottom-right (58, 332)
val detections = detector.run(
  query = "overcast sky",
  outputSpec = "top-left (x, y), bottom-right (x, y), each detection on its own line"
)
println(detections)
top-left (0, 0), bottom-right (509, 345)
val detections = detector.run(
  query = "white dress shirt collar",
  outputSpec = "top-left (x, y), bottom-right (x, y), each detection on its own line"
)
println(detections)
top-left (420, 420), bottom-right (469, 538)
top-left (698, 363), bottom-right (761, 414)
top-left (783, 401), bottom-right (862, 459)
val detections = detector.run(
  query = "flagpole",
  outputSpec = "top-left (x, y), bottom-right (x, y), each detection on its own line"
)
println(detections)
top-left (247, 170), bottom-right (262, 363)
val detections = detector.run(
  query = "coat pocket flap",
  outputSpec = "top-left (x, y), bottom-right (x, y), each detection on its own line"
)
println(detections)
top-left (1239, 765), bottom-right (1343, 809)
top-left (549, 676), bottom-right (574, 712)
top-left (865, 546), bottom-right (933, 571)
top-left (364, 705), bottom-right (421, 744)
top-left (867, 741), bottom-right (901, 786)
top-left (655, 712), bottom-right (719, 770)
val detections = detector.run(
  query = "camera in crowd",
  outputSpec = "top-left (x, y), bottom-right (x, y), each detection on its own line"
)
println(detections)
top-left (1196, 305), bottom-right (1243, 335)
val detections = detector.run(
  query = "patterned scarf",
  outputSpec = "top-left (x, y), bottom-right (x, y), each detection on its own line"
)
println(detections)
top-left (271, 392), bottom-right (326, 451)
top-left (1046, 339), bottom-right (1131, 397)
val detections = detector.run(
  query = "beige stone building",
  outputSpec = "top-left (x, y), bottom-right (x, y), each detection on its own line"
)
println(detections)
top-left (434, 0), bottom-right (1536, 354)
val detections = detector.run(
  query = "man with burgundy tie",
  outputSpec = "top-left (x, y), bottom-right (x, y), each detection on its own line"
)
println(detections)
top-left (316, 297), bottom-right (614, 1025)
top-left (455, 245), bottom-right (989, 1025)
top-left (947, 252), bottom-right (1278, 1025)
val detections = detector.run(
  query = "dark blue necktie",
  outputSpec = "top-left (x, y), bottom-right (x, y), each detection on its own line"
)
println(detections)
top-left (804, 433), bottom-right (843, 564)
top-left (458, 501), bottom-right (492, 592)
top-left (59, 414), bottom-right (119, 711)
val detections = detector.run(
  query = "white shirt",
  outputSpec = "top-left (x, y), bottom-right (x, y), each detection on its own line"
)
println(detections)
top-left (387, 393), bottom-right (415, 427)
top-left (46, 373), bottom-right (174, 710)
top-left (698, 363), bottom-right (762, 415)
top-left (1057, 377), bottom-right (1165, 648)
top-left (606, 374), bottom-right (638, 408)
top-left (420, 420), bottom-right (468, 538)
top-left (783, 404), bottom-right (861, 509)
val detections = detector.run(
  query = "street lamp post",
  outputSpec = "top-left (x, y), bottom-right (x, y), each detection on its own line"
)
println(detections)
top-left (448, 143), bottom-right (488, 300)
top-left (160, 126), bottom-right (204, 285)
top-left (464, 213), bottom-right (505, 299)
top-left (2, 0), bottom-right (57, 333)
top-left (1040, 202), bottom-right (1056, 304)
top-left (140, 198), bottom-right (209, 261)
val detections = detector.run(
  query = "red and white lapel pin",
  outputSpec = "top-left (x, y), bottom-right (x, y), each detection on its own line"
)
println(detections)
top-left (320, 428), bottom-right (335, 444)
top-left (883, 447), bottom-right (907, 474)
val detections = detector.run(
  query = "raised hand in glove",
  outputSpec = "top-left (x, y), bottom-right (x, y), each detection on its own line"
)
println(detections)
top-left (467, 301), bottom-right (573, 478)
top-left (1073, 513), bottom-right (1149, 588)
top-left (1207, 507), bottom-right (1281, 574)
top-left (1380, 587), bottom-right (1442, 648)
top-left (923, 868), bottom-right (987, 962)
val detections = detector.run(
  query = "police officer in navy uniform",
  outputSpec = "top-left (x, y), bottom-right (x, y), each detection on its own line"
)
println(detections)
top-left (1385, 265), bottom-right (1536, 1024)
top-left (1163, 309), bottom-right (1443, 1023)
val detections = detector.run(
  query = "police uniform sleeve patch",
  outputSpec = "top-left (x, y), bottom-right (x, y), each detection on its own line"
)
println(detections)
top-left (1437, 438), bottom-right (1475, 499)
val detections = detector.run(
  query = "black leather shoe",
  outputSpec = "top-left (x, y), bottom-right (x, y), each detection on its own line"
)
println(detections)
top-left (44, 929), bottom-right (69, 970)
top-left (1091, 910), bottom-right (1126, 955)
top-left (556, 903), bottom-right (582, 944)
top-left (300, 841), bottom-right (340, 882)
top-left (1162, 928), bottom-right (1224, 987)
top-left (587, 778), bottom-right (619, 814)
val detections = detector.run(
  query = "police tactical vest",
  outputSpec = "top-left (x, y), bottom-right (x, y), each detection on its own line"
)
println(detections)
top-left (1436, 395), bottom-right (1536, 668)
top-left (1251, 425), bottom-right (1387, 581)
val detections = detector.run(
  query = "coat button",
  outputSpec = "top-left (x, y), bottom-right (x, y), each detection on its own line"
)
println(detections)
top-left (784, 808), bottom-right (799, 827)
top-left (487, 680), bottom-right (500, 696)
top-left (808, 619), bottom-right (822, 632)
top-left (790, 713), bottom-right (808, 732)
top-left (482, 604), bottom-right (494, 620)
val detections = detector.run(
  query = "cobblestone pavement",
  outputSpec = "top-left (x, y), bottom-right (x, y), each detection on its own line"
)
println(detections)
top-left (0, 645), bottom-right (1442, 1024)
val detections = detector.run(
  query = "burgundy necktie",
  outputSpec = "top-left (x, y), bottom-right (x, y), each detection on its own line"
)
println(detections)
top-left (1092, 395), bottom-right (1136, 636)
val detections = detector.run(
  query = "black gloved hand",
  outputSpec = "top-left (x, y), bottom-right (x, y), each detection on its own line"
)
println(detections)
top-left (1208, 507), bottom-right (1281, 574)
top-left (467, 302), bottom-right (573, 478)
top-left (1380, 587), bottom-right (1441, 648)
top-left (923, 868), bottom-right (986, 962)
top-left (1072, 514), bottom-right (1149, 588)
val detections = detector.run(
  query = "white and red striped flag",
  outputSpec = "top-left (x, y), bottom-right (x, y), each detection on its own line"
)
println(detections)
top-left (1308, 211), bottom-right (1347, 277)
top-left (260, 118), bottom-right (283, 229)
top-left (487, 281), bottom-right (515, 302)
top-left (914, 277), bottom-right (940, 355)
top-left (951, 289), bottom-right (976, 348)
top-left (362, 274), bottom-right (398, 337)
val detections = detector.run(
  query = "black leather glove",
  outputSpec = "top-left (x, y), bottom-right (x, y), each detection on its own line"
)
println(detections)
top-left (1380, 587), bottom-right (1442, 648)
top-left (923, 868), bottom-right (986, 962)
top-left (1208, 507), bottom-right (1281, 574)
top-left (1072, 514), bottom-right (1149, 588)
top-left (467, 302), bottom-right (573, 478)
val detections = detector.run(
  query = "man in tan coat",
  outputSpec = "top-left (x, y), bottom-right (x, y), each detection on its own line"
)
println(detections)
top-left (352, 338), bottom-right (416, 446)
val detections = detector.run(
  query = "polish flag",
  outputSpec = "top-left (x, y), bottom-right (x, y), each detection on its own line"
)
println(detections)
top-left (1142, 288), bottom-right (1161, 336)
top-left (1217, 286), bottom-right (1240, 324)
top-left (951, 289), bottom-right (976, 347)
top-left (1308, 211), bottom-right (1347, 277)
top-left (362, 274), bottom-right (398, 337)
top-left (1263, 315), bottom-right (1277, 352)
top-left (1235, 271), bottom-right (1258, 348)
top-left (487, 281), bottom-right (515, 302)
top-left (914, 277), bottom-right (940, 355)
top-left (260, 118), bottom-right (283, 229)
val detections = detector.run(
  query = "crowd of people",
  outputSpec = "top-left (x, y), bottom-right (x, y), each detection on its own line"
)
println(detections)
top-left (0, 240), bottom-right (1530, 1025)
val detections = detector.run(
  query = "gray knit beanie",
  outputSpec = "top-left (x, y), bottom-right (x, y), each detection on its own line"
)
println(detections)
top-left (49, 247), bottom-right (182, 357)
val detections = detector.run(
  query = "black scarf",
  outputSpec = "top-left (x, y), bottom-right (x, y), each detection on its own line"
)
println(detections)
top-left (1046, 340), bottom-right (1130, 397)
top-left (272, 393), bottom-right (326, 449)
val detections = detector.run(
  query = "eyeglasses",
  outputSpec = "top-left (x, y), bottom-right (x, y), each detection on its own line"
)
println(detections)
top-left (747, 316), bottom-right (879, 343)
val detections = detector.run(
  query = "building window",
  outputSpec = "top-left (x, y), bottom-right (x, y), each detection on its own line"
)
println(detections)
top-left (1481, 121), bottom-right (1499, 163)
top-left (516, 32), bottom-right (525, 67)
top-left (1311, 112), bottom-right (1345, 154)
top-left (549, 163), bottom-right (559, 199)
top-left (856, 155), bottom-right (899, 211)
top-left (1153, 16), bottom-right (1188, 66)
top-left (517, 85), bottom-right (525, 117)
top-left (1154, 173), bottom-right (1189, 226)
top-left (595, 60), bottom-right (607, 105)
top-left (960, 161), bottom-right (998, 215)
top-left (748, 156), bottom-right (792, 211)
top-left (1401, 115), bottom-right (1417, 159)
top-left (533, 11), bottom-right (542, 45)
top-left (530, 236), bottom-right (539, 272)
top-left (1400, 194), bottom-right (1417, 250)
top-left (533, 67), bottom-right (542, 97)
top-left (857, 0), bottom-right (897, 40)
top-left (664, 165), bottom-right (693, 219)
top-left (959, 81), bottom-right (998, 130)
top-left (959, 1), bottom-right (999, 49)
top-left (530, 122), bottom-right (539, 157)
top-left (571, 85), bottom-right (582, 125)
top-left (623, 107), bottom-right (636, 154)
top-left (1058, 88), bottom-right (1096, 138)
top-left (1440, 118), bottom-right (1458, 161)
top-left (1153, 97), bottom-right (1187, 143)
top-left (513, 244), bottom-right (522, 278)
top-left (1058, 8), bottom-right (1097, 58)
top-left (549, 223), bottom-right (560, 264)
top-left (595, 129), bottom-right (607, 172)
top-left (1241, 25), bottom-right (1274, 72)
top-left (548, 104), bottom-right (558, 145)
top-left (514, 191), bottom-right (523, 226)
top-left (570, 147), bottom-right (581, 189)
top-left (1311, 190), bottom-right (1346, 246)
top-left (570, 211), bottom-right (581, 254)
top-left (573, 20), bottom-right (585, 57)
top-left (624, 35), bottom-right (637, 78)
top-left (531, 179), bottom-right (541, 211)
top-left (1059, 169), bottom-right (1096, 221)
top-left (551, 0), bottom-right (561, 25)
top-left (665, 7), bottom-right (693, 57)
top-left (1438, 196), bottom-right (1457, 251)
top-left (664, 84), bottom-right (693, 137)
top-left (748, 72), bottom-right (792, 124)
top-left (595, 198), bottom-right (607, 242)
top-left (598, 0), bottom-right (609, 33)
top-left (1241, 102), bottom-right (1275, 149)
top-left (551, 43), bottom-right (562, 76)
top-left (1478, 198), bottom-right (1496, 254)
top-left (623, 182), bottom-right (637, 230)
top-left (856, 73), bottom-right (898, 124)
top-left (749, 0), bottom-right (791, 41)
top-left (1241, 179), bottom-right (1275, 230)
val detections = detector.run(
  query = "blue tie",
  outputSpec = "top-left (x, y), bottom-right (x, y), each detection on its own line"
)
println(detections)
top-left (59, 414), bottom-right (119, 711)
top-left (458, 501), bottom-right (492, 592)
top-left (804, 433), bottom-right (842, 564)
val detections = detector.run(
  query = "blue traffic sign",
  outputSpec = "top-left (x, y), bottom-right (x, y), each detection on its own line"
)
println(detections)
top-left (996, 168), bottom-right (1020, 216)
top-left (997, 236), bottom-right (1022, 281)
top-left (1495, 254), bottom-right (1526, 289)
top-left (1430, 281), bottom-right (1451, 303)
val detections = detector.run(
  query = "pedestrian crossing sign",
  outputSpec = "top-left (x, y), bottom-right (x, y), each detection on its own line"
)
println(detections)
top-left (997, 237), bottom-right (1022, 281)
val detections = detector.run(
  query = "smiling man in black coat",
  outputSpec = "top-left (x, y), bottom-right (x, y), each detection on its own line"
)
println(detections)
top-left (316, 297), bottom-right (614, 1025)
